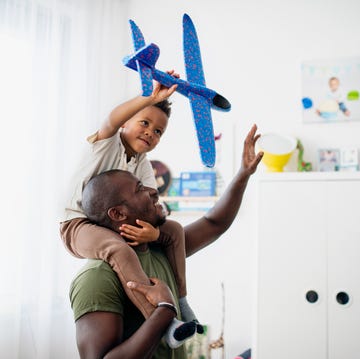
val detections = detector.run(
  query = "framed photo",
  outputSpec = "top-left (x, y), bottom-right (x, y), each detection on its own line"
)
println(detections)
top-left (340, 148), bottom-right (359, 171)
top-left (301, 57), bottom-right (360, 123)
top-left (318, 148), bottom-right (340, 172)
top-left (340, 148), bottom-right (358, 166)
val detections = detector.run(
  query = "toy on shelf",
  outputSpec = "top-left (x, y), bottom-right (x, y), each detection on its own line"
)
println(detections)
top-left (296, 139), bottom-right (312, 172)
top-left (123, 14), bottom-right (231, 168)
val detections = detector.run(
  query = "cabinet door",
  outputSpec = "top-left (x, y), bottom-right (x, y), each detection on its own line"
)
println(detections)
top-left (327, 181), bottom-right (360, 358)
top-left (256, 181), bottom-right (327, 359)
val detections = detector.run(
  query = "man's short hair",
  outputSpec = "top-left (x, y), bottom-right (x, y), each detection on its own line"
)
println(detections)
top-left (82, 169), bottom-right (127, 228)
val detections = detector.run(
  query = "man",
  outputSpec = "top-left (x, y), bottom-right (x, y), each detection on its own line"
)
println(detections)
top-left (69, 124), bottom-right (263, 358)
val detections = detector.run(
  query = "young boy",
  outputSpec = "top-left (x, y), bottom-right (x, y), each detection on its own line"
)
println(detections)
top-left (60, 73), bottom-right (202, 349)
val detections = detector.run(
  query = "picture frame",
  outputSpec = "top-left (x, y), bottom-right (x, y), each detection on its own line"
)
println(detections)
top-left (318, 148), bottom-right (340, 172)
top-left (340, 148), bottom-right (358, 166)
top-left (339, 148), bottom-right (359, 171)
top-left (301, 57), bottom-right (360, 123)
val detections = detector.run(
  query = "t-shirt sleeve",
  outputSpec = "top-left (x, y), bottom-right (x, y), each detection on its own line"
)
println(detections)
top-left (69, 260), bottom-right (125, 321)
top-left (136, 157), bottom-right (157, 189)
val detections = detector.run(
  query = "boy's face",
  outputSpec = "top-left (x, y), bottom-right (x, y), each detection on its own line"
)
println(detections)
top-left (329, 78), bottom-right (339, 92)
top-left (121, 106), bottom-right (168, 157)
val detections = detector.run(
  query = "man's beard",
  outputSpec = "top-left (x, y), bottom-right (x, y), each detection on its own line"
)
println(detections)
top-left (155, 214), bottom-right (166, 227)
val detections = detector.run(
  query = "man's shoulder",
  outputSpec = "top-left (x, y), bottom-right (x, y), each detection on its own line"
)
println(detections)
top-left (71, 259), bottom-right (119, 289)
top-left (70, 260), bottom-right (125, 321)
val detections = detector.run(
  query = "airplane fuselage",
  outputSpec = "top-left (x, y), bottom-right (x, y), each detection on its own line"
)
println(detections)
top-left (123, 44), bottom-right (231, 112)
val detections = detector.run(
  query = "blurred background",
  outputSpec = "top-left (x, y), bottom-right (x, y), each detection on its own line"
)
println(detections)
top-left (1, 0), bottom-right (360, 358)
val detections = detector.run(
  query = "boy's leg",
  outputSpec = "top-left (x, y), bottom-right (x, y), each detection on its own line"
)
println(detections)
top-left (158, 219), bottom-right (187, 297)
top-left (158, 219), bottom-right (203, 333)
top-left (60, 218), bottom-right (154, 318)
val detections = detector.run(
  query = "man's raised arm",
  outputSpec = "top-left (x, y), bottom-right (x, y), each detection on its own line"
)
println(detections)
top-left (184, 124), bottom-right (263, 257)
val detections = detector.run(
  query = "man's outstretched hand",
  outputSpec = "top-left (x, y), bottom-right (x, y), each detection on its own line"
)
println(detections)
top-left (241, 124), bottom-right (264, 176)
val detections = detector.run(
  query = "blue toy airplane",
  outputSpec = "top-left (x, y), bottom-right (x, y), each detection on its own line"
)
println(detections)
top-left (122, 14), bottom-right (231, 168)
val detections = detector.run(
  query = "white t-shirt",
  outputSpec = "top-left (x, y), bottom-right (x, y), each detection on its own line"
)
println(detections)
top-left (62, 130), bottom-right (157, 221)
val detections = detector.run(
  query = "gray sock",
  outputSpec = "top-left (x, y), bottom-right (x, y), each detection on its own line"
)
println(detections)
top-left (179, 297), bottom-right (204, 334)
top-left (178, 296), bottom-right (197, 322)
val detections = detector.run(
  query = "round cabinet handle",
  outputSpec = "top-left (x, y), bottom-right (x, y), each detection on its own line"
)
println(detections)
top-left (336, 291), bottom-right (350, 305)
top-left (305, 290), bottom-right (319, 303)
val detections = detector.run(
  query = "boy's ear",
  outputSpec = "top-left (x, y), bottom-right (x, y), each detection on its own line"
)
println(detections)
top-left (107, 205), bottom-right (127, 221)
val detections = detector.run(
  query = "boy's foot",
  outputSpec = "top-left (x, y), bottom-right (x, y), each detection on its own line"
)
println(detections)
top-left (193, 319), bottom-right (204, 334)
top-left (178, 296), bottom-right (204, 334)
top-left (165, 318), bottom-right (196, 348)
top-left (173, 320), bottom-right (197, 340)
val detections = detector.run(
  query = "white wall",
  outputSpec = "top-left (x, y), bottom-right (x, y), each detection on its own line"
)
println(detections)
top-left (119, 0), bottom-right (360, 357)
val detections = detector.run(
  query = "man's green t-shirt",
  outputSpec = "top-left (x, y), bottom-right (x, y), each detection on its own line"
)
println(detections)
top-left (70, 244), bottom-right (186, 359)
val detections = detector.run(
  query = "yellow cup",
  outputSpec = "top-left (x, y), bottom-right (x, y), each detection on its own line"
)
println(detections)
top-left (258, 133), bottom-right (297, 172)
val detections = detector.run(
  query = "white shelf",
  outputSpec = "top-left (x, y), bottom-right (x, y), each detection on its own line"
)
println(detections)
top-left (160, 196), bottom-right (219, 216)
top-left (161, 196), bottom-right (219, 202)
top-left (258, 171), bottom-right (360, 182)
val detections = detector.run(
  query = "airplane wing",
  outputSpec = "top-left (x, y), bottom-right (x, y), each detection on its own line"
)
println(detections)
top-left (189, 92), bottom-right (216, 167)
top-left (183, 14), bottom-right (215, 167)
top-left (129, 20), bottom-right (153, 96)
top-left (183, 13), bottom-right (206, 87)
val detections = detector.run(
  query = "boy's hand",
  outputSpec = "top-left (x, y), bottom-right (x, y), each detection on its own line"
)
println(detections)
top-left (120, 220), bottom-right (160, 246)
top-left (150, 69), bottom-right (179, 104)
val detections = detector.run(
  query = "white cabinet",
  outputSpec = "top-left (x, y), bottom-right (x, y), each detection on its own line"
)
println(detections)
top-left (254, 172), bottom-right (360, 359)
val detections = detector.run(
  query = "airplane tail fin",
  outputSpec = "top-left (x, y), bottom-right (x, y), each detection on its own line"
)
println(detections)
top-left (124, 19), bottom-right (160, 96)
top-left (123, 43), bottom-right (160, 96)
top-left (129, 20), bottom-right (145, 50)
top-left (135, 44), bottom-right (160, 68)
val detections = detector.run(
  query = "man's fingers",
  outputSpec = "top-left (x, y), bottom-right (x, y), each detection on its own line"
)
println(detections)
top-left (127, 278), bottom-right (161, 290)
top-left (127, 281), bottom-right (147, 293)
top-left (148, 277), bottom-right (160, 285)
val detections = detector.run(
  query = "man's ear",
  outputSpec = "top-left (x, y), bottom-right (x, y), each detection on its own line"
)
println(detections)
top-left (107, 206), bottom-right (127, 222)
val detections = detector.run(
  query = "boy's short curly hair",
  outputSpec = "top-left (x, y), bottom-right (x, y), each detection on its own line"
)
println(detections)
top-left (154, 99), bottom-right (172, 118)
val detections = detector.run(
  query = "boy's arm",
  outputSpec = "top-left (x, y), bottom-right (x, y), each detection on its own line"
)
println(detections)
top-left (184, 124), bottom-right (264, 257)
top-left (97, 74), bottom-right (178, 141)
top-left (97, 95), bottom-right (154, 141)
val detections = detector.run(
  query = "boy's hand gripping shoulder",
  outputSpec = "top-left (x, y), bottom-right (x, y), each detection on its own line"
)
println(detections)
top-left (120, 220), bottom-right (160, 246)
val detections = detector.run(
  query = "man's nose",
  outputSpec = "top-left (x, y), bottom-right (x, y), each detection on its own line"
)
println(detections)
top-left (145, 185), bottom-right (158, 196)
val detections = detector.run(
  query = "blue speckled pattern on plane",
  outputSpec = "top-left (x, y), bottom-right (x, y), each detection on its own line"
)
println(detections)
top-left (183, 13), bottom-right (214, 167)
top-left (183, 13), bottom-right (206, 87)
top-left (129, 19), bottom-right (153, 96)
top-left (123, 14), bottom-right (231, 167)
top-left (189, 92), bottom-right (215, 166)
